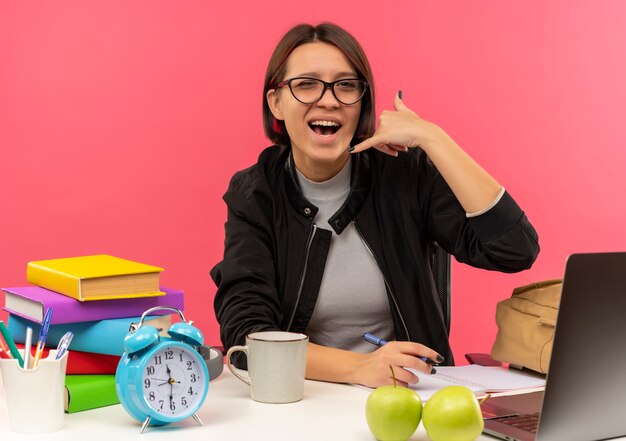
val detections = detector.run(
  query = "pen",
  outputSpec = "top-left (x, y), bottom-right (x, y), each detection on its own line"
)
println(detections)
top-left (32, 307), bottom-right (53, 368)
top-left (55, 331), bottom-right (74, 360)
top-left (23, 326), bottom-right (33, 369)
top-left (363, 332), bottom-right (440, 366)
top-left (0, 320), bottom-right (24, 367)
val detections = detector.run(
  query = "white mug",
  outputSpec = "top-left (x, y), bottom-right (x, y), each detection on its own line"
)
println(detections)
top-left (226, 331), bottom-right (308, 403)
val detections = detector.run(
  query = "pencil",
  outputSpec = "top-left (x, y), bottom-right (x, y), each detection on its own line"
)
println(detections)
top-left (0, 320), bottom-right (25, 367)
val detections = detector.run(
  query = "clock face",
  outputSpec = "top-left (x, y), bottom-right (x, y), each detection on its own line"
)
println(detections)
top-left (141, 345), bottom-right (207, 417)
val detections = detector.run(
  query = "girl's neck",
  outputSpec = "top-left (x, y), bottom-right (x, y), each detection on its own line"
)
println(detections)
top-left (293, 151), bottom-right (350, 183)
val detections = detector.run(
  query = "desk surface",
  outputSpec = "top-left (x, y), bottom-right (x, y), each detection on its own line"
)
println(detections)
top-left (0, 368), bottom-right (506, 441)
top-left (5, 368), bottom-right (623, 441)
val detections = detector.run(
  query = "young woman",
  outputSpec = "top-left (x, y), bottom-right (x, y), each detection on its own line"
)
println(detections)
top-left (211, 23), bottom-right (539, 388)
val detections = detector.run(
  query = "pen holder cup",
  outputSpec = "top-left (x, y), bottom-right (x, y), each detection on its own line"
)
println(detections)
top-left (0, 349), bottom-right (68, 433)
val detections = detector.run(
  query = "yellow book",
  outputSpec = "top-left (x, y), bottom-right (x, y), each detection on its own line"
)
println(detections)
top-left (26, 255), bottom-right (164, 302)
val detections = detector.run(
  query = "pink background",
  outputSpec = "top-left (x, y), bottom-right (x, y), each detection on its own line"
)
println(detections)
top-left (2, 1), bottom-right (625, 363)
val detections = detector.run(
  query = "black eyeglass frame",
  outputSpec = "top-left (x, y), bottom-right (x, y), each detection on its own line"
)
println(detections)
top-left (275, 77), bottom-right (369, 105)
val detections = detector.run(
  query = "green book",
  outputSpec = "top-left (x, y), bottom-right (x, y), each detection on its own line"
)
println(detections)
top-left (64, 375), bottom-right (120, 413)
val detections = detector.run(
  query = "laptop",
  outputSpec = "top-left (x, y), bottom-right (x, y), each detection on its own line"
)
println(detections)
top-left (481, 252), bottom-right (626, 441)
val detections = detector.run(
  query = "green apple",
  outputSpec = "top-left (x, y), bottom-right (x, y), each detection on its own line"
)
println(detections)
top-left (422, 386), bottom-right (484, 441)
top-left (365, 383), bottom-right (422, 441)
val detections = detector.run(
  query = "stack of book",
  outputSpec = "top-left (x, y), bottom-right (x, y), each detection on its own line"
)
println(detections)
top-left (2, 254), bottom-right (184, 413)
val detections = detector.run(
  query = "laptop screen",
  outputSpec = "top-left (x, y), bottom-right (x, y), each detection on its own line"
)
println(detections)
top-left (484, 253), bottom-right (626, 441)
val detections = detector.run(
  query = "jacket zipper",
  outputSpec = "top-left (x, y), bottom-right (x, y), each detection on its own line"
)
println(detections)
top-left (353, 221), bottom-right (411, 341)
top-left (286, 222), bottom-right (317, 331)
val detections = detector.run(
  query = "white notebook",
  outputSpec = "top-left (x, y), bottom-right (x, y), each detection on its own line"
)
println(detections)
top-left (409, 365), bottom-right (546, 401)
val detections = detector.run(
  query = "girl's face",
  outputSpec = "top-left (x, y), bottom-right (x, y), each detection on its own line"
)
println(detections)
top-left (267, 42), bottom-right (362, 181)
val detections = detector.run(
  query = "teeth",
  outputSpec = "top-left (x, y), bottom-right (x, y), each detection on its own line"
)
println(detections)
top-left (310, 120), bottom-right (339, 127)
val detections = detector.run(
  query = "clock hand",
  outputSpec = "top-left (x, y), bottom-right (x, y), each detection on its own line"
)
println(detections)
top-left (167, 364), bottom-right (174, 401)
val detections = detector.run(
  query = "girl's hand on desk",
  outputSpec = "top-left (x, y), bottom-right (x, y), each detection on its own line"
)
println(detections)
top-left (356, 341), bottom-right (440, 388)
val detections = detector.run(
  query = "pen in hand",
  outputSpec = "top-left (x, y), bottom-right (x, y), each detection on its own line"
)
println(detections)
top-left (363, 332), bottom-right (442, 369)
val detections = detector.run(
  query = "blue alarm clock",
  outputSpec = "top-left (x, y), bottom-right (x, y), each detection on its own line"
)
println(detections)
top-left (115, 307), bottom-right (210, 433)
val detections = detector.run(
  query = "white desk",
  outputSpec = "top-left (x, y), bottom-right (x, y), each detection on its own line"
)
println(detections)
top-left (0, 368), bottom-right (504, 441)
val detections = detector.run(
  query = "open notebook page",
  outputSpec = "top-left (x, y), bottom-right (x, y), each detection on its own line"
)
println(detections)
top-left (409, 365), bottom-right (546, 401)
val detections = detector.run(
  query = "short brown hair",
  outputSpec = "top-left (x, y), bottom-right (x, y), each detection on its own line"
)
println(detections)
top-left (263, 23), bottom-right (375, 147)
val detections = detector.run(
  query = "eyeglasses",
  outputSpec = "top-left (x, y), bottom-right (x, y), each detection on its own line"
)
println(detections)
top-left (275, 77), bottom-right (369, 105)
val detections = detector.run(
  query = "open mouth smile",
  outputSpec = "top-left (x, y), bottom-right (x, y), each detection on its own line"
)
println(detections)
top-left (308, 120), bottom-right (342, 138)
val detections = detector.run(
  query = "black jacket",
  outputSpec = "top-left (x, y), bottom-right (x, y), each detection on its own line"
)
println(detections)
top-left (211, 145), bottom-right (539, 365)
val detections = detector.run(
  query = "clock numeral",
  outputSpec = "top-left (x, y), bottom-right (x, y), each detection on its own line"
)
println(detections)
top-left (154, 355), bottom-right (162, 365)
top-left (165, 350), bottom-right (174, 360)
top-left (187, 360), bottom-right (193, 370)
top-left (144, 378), bottom-right (151, 389)
top-left (188, 386), bottom-right (194, 395)
top-left (159, 400), bottom-right (164, 410)
top-left (190, 373), bottom-right (197, 383)
top-left (148, 392), bottom-right (156, 401)
top-left (146, 366), bottom-right (155, 375)
top-left (179, 353), bottom-right (183, 362)
top-left (181, 396), bottom-right (187, 406)
top-left (170, 401), bottom-right (176, 411)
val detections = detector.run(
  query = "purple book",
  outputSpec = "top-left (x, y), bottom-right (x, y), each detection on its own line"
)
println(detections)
top-left (2, 285), bottom-right (184, 324)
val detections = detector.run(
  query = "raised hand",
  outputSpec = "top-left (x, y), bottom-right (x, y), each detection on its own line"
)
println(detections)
top-left (350, 93), bottom-right (443, 157)
top-left (350, 91), bottom-right (502, 213)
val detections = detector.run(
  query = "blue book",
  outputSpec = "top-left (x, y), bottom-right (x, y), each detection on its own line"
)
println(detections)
top-left (7, 314), bottom-right (172, 356)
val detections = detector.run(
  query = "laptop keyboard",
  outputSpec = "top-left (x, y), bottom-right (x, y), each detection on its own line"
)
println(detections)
top-left (497, 412), bottom-right (540, 433)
